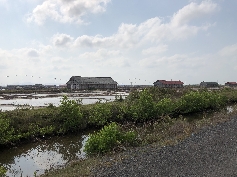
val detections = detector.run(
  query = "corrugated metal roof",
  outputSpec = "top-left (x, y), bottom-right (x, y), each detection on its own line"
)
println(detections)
top-left (154, 80), bottom-right (184, 85)
top-left (67, 76), bottom-right (117, 85)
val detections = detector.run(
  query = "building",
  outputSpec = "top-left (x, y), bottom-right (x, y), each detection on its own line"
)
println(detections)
top-left (6, 84), bottom-right (56, 90)
top-left (200, 81), bottom-right (219, 88)
top-left (225, 82), bottom-right (237, 87)
top-left (66, 76), bottom-right (118, 90)
top-left (153, 80), bottom-right (184, 88)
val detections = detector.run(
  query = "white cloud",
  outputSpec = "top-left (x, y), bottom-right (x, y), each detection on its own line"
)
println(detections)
top-left (12, 48), bottom-right (40, 59)
top-left (142, 45), bottom-right (168, 55)
top-left (171, 0), bottom-right (218, 27)
top-left (79, 48), bottom-right (120, 61)
top-left (27, 49), bottom-right (39, 57)
top-left (51, 33), bottom-right (74, 47)
top-left (138, 53), bottom-right (208, 73)
top-left (79, 49), bottom-right (130, 67)
top-left (219, 44), bottom-right (237, 57)
top-left (72, 1), bottom-right (217, 49)
top-left (27, 0), bottom-right (111, 25)
top-left (74, 35), bottom-right (111, 48)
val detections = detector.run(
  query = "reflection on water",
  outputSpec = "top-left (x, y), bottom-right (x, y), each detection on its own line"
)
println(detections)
top-left (0, 132), bottom-right (90, 177)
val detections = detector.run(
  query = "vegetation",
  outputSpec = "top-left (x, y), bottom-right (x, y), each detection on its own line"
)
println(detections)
top-left (88, 102), bottom-right (112, 126)
top-left (0, 166), bottom-right (7, 177)
top-left (85, 122), bottom-right (136, 154)
top-left (42, 106), bottom-right (236, 177)
top-left (58, 96), bottom-right (86, 132)
top-left (0, 87), bottom-right (236, 150)
top-left (1, 87), bottom-right (237, 176)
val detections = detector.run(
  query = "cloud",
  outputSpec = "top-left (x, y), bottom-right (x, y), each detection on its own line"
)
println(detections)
top-left (142, 45), bottom-right (168, 55)
top-left (171, 0), bottom-right (218, 26)
top-left (138, 53), bottom-right (206, 71)
top-left (79, 48), bottom-right (120, 61)
top-left (218, 44), bottom-right (237, 57)
top-left (27, 0), bottom-right (111, 25)
top-left (73, 1), bottom-right (217, 49)
top-left (27, 49), bottom-right (39, 57)
top-left (79, 49), bottom-right (130, 67)
top-left (13, 48), bottom-right (40, 59)
top-left (51, 33), bottom-right (74, 47)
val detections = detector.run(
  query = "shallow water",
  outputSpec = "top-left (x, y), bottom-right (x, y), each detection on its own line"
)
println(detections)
top-left (0, 132), bottom-right (92, 177)
top-left (0, 92), bottom-right (128, 176)
top-left (0, 93), bottom-right (128, 111)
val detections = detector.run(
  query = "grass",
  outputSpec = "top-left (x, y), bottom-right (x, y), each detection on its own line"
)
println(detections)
top-left (41, 158), bottom-right (98, 177)
top-left (40, 105), bottom-right (237, 177)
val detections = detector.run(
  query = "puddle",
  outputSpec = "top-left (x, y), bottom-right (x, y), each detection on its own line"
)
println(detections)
top-left (0, 132), bottom-right (91, 177)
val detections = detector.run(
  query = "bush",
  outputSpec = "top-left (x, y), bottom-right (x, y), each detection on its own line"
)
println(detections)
top-left (88, 103), bottom-right (112, 126)
top-left (110, 102), bottom-right (129, 122)
top-left (0, 113), bottom-right (15, 145)
top-left (156, 98), bottom-right (176, 116)
top-left (177, 91), bottom-right (226, 114)
top-left (129, 89), bottom-right (156, 121)
top-left (84, 122), bottom-right (136, 154)
top-left (59, 96), bottom-right (86, 132)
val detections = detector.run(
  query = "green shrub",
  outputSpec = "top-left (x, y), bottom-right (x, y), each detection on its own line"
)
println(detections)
top-left (110, 102), bottom-right (129, 122)
top-left (156, 98), bottom-right (176, 116)
top-left (177, 91), bottom-right (226, 114)
top-left (84, 122), bottom-right (136, 154)
top-left (129, 89), bottom-right (156, 121)
top-left (0, 113), bottom-right (15, 145)
top-left (88, 103), bottom-right (112, 126)
top-left (59, 96), bottom-right (85, 132)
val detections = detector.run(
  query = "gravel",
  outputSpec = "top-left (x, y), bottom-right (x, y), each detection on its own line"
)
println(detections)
top-left (92, 116), bottom-right (237, 177)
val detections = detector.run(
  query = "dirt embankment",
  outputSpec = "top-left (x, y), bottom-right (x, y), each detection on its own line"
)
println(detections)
top-left (92, 115), bottom-right (237, 176)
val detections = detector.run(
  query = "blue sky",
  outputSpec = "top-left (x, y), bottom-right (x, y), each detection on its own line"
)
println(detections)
top-left (0, 0), bottom-right (237, 86)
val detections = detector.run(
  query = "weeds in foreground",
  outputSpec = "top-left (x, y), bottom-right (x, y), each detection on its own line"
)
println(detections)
top-left (85, 122), bottom-right (137, 154)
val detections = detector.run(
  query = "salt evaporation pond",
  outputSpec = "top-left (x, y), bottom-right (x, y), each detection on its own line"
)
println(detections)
top-left (0, 92), bottom-right (128, 111)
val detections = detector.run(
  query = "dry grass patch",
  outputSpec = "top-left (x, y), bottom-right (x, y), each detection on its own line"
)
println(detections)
top-left (41, 157), bottom-right (98, 177)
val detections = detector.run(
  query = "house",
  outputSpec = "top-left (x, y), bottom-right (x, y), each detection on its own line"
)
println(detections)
top-left (66, 76), bottom-right (118, 90)
top-left (225, 82), bottom-right (237, 87)
top-left (153, 80), bottom-right (184, 88)
top-left (200, 81), bottom-right (219, 88)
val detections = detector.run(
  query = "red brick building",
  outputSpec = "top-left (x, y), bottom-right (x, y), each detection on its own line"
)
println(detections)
top-left (225, 82), bottom-right (237, 87)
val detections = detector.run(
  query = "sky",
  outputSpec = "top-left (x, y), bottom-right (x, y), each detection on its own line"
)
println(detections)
top-left (0, 0), bottom-right (237, 86)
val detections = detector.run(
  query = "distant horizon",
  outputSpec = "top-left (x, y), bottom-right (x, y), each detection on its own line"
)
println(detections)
top-left (0, 80), bottom-right (233, 87)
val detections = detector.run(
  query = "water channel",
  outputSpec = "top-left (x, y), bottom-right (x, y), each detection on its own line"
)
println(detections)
top-left (0, 132), bottom-right (91, 177)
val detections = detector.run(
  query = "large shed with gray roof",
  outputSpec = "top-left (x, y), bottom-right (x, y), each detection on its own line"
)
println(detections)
top-left (200, 81), bottom-right (219, 88)
top-left (66, 76), bottom-right (118, 90)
